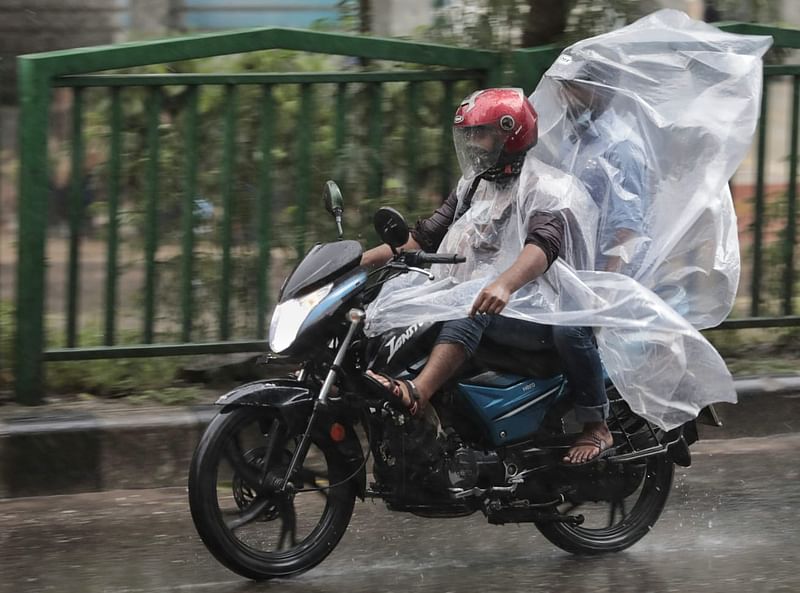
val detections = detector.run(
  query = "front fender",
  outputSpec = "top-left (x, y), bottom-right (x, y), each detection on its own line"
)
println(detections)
top-left (217, 379), bottom-right (313, 432)
top-left (215, 378), bottom-right (366, 499)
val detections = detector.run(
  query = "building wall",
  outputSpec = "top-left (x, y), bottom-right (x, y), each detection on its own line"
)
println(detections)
top-left (372, 0), bottom-right (435, 37)
top-left (0, 0), bottom-right (126, 104)
top-left (0, 0), bottom-right (342, 105)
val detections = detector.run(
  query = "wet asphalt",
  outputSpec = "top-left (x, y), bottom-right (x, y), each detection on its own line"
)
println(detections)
top-left (1, 433), bottom-right (799, 593)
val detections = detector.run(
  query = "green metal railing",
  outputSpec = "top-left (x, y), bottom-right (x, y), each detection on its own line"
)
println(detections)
top-left (12, 23), bottom-right (800, 404)
top-left (716, 23), bottom-right (800, 329)
top-left (15, 28), bottom-right (502, 404)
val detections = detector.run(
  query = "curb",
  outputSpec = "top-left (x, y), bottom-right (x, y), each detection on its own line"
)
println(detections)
top-left (0, 406), bottom-right (216, 498)
top-left (1, 377), bottom-right (799, 498)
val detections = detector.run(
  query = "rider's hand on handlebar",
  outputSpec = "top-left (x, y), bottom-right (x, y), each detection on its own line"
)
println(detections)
top-left (470, 279), bottom-right (512, 317)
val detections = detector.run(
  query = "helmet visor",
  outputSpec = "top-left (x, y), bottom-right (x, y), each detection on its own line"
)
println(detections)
top-left (453, 125), bottom-right (509, 179)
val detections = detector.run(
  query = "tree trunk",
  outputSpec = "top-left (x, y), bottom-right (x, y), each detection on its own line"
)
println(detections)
top-left (521, 0), bottom-right (573, 47)
top-left (359, 0), bottom-right (371, 34)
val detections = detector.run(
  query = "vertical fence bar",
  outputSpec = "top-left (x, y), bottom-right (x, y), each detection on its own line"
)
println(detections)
top-left (295, 83), bottom-right (313, 257)
top-left (220, 84), bottom-right (237, 341)
top-left (406, 82), bottom-right (419, 213)
top-left (784, 75), bottom-right (800, 316)
top-left (66, 87), bottom-right (84, 348)
top-left (751, 78), bottom-right (769, 317)
top-left (143, 87), bottom-right (161, 343)
top-left (367, 83), bottom-right (384, 201)
top-left (257, 85), bottom-right (274, 339)
top-left (16, 63), bottom-right (51, 403)
top-left (181, 86), bottom-right (199, 342)
top-left (105, 87), bottom-right (122, 346)
top-left (335, 82), bottom-right (347, 190)
top-left (439, 81), bottom-right (454, 200)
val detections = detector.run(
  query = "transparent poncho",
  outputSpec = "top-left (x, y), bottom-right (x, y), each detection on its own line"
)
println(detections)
top-left (364, 10), bottom-right (772, 430)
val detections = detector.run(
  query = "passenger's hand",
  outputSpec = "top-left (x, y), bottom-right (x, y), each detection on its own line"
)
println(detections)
top-left (470, 280), bottom-right (511, 317)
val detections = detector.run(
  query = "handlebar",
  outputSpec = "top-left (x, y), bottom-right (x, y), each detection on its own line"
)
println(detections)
top-left (403, 251), bottom-right (466, 266)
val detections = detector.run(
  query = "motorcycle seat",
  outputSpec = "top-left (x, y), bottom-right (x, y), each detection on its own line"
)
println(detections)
top-left (473, 337), bottom-right (563, 379)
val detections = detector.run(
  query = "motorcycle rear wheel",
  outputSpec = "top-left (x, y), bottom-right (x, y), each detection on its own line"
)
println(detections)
top-left (534, 454), bottom-right (673, 554)
top-left (188, 407), bottom-right (356, 580)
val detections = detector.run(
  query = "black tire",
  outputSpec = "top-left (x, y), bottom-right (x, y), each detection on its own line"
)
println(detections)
top-left (535, 455), bottom-right (674, 554)
top-left (188, 407), bottom-right (357, 580)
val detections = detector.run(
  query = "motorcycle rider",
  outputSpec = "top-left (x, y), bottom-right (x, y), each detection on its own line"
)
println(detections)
top-left (361, 88), bottom-right (612, 464)
top-left (542, 60), bottom-right (648, 276)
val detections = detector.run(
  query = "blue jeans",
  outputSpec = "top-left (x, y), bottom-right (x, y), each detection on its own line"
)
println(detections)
top-left (436, 316), bottom-right (608, 422)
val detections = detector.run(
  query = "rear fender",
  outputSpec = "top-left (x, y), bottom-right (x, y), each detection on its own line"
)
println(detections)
top-left (664, 420), bottom-right (697, 468)
top-left (216, 379), bottom-right (366, 498)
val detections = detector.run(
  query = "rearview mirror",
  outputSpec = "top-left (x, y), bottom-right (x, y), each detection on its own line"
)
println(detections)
top-left (323, 180), bottom-right (344, 215)
top-left (373, 207), bottom-right (409, 251)
top-left (323, 180), bottom-right (344, 239)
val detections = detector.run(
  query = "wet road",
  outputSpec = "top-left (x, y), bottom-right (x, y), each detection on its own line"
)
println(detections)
top-left (2, 433), bottom-right (799, 593)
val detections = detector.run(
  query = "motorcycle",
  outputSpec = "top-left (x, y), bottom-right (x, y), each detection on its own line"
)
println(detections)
top-left (188, 180), bottom-right (703, 580)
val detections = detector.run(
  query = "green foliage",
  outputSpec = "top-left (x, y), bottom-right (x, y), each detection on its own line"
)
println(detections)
top-left (425, 0), bottom-right (651, 51)
top-left (77, 48), bottom-right (477, 343)
top-left (46, 356), bottom-right (189, 397)
top-left (425, 0), bottom-right (785, 52)
top-left (125, 386), bottom-right (212, 406)
top-left (43, 323), bottom-right (191, 396)
top-left (562, 0), bottom-right (651, 43)
top-left (0, 301), bottom-right (13, 389)
top-left (705, 326), bottom-right (800, 377)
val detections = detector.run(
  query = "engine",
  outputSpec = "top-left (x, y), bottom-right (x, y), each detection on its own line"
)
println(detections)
top-left (371, 410), bottom-right (504, 506)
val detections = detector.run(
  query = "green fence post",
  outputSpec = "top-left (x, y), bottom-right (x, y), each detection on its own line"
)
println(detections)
top-left (257, 85), bottom-right (275, 339)
top-left (335, 82), bottom-right (348, 195)
top-left (105, 87), bottom-right (122, 346)
top-left (511, 46), bottom-right (561, 94)
top-left (784, 75), bottom-right (799, 316)
top-left (15, 60), bottom-right (51, 404)
top-left (181, 86), bottom-right (199, 343)
top-left (751, 78), bottom-right (770, 317)
top-left (143, 87), bottom-right (161, 343)
top-left (368, 83), bottom-right (384, 201)
top-left (66, 87), bottom-right (84, 348)
top-left (295, 83), bottom-right (313, 257)
top-left (220, 84), bottom-right (237, 341)
top-left (406, 82), bottom-right (419, 213)
top-left (439, 81), bottom-right (454, 200)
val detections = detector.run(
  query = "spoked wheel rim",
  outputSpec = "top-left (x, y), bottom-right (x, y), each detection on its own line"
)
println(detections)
top-left (557, 457), bottom-right (665, 536)
top-left (212, 413), bottom-right (337, 558)
top-left (536, 454), bottom-right (674, 553)
top-left (185, 404), bottom-right (359, 581)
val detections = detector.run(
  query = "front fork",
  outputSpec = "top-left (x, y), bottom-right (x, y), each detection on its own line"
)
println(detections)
top-left (279, 308), bottom-right (365, 492)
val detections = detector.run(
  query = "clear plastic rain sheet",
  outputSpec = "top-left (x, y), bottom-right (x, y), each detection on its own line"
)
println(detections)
top-left (364, 10), bottom-right (772, 430)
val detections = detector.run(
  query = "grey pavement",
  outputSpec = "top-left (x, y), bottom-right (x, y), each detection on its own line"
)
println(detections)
top-left (1, 432), bottom-right (798, 593)
top-left (1, 376), bottom-right (800, 498)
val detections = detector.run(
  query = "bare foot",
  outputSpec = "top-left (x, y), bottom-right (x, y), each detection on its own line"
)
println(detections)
top-left (563, 421), bottom-right (613, 464)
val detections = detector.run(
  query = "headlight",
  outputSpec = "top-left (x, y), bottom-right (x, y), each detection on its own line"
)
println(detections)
top-left (268, 283), bottom-right (333, 353)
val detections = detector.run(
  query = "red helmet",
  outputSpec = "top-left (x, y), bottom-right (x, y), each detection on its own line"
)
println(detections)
top-left (452, 88), bottom-right (538, 179)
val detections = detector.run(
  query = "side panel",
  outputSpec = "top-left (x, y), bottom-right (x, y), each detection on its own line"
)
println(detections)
top-left (458, 374), bottom-right (566, 447)
top-left (366, 321), bottom-right (438, 376)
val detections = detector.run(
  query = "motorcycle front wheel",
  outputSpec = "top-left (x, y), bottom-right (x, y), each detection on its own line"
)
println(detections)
top-left (188, 407), bottom-right (356, 580)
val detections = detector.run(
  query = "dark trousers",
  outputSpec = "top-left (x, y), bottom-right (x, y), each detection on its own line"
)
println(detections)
top-left (436, 316), bottom-right (608, 422)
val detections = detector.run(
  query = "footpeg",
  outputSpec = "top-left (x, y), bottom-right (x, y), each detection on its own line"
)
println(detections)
top-left (536, 512), bottom-right (585, 525)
